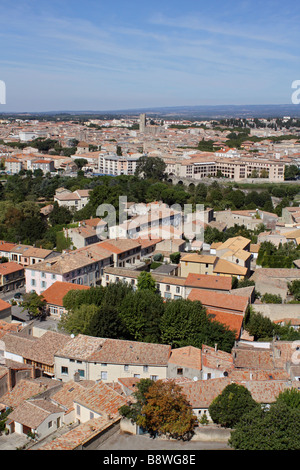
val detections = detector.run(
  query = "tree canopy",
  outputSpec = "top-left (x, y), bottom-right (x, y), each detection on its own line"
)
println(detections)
top-left (209, 383), bottom-right (258, 429)
top-left (120, 379), bottom-right (197, 440)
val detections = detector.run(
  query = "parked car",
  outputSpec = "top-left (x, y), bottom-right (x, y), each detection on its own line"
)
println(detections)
top-left (13, 292), bottom-right (23, 304)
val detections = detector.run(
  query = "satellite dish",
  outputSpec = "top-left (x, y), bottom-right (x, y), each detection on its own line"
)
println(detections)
top-left (224, 371), bottom-right (228, 377)
top-left (193, 376), bottom-right (198, 381)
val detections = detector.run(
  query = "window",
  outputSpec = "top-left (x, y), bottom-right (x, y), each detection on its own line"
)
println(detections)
top-left (134, 374), bottom-right (140, 378)
top-left (177, 368), bottom-right (183, 376)
top-left (101, 371), bottom-right (108, 380)
top-left (143, 365), bottom-right (148, 372)
top-left (48, 421), bottom-right (53, 428)
top-left (78, 369), bottom-right (85, 378)
top-left (31, 279), bottom-right (36, 286)
top-left (90, 412), bottom-right (94, 420)
top-left (176, 286), bottom-right (180, 294)
top-left (76, 404), bottom-right (81, 416)
top-left (150, 375), bottom-right (158, 381)
top-left (61, 366), bottom-right (68, 375)
top-left (124, 365), bottom-right (129, 371)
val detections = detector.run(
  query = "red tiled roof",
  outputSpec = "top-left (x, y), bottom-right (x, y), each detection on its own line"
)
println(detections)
top-left (0, 243), bottom-right (17, 253)
top-left (74, 381), bottom-right (128, 418)
top-left (0, 298), bottom-right (12, 312)
top-left (42, 281), bottom-right (90, 307)
top-left (201, 344), bottom-right (234, 370)
top-left (184, 273), bottom-right (232, 291)
top-left (206, 308), bottom-right (244, 339)
top-left (180, 377), bottom-right (231, 408)
top-left (0, 262), bottom-right (24, 275)
top-left (188, 289), bottom-right (248, 314)
top-left (168, 346), bottom-right (202, 370)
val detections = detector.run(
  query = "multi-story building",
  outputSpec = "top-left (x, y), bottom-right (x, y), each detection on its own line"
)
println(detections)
top-left (54, 188), bottom-right (91, 211)
top-left (63, 218), bottom-right (107, 249)
top-left (166, 153), bottom-right (286, 182)
top-left (30, 159), bottom-right (55, 174)
top-left (4, 158), bottom-right (22, 174)
top-left (54, 334), bottom-right (171, 383)
top-left (109, 206), bottom-right (182, 240)
top-left (25, 247), bottom-right (113, 295)
top-left (98, 152), bottom-right (142, 176)
top-left (0, 262), bottom-right (25, 293)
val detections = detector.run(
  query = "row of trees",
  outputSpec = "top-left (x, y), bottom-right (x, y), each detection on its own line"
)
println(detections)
top-left (118, 377), bottom-right (300, 449)
top-left (256, 240), bottom-right (300, 269)
top-left (58, 273), bottom-right (236, 353)
top-left (211, 384), bottom-right (300, 450)
top-left (0, 162), bottom-right (298, 248)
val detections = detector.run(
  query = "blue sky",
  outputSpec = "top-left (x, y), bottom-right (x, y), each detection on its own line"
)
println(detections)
top-left (1, 0), bottom-right (300, 111)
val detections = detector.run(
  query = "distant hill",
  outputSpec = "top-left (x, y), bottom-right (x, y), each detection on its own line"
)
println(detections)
top-left (2, 104), bottom-right (300, 120)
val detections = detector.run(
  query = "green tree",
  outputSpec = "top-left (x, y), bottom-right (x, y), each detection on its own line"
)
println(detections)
top-left (288, 280), bottom-right (300, 301)
top-left (276, 388), bottom-right (300, 409)
top-left (137, 271), bottom-right (157, 293)
top-left (229, 402), bottom-right (300, 450)
top-left (74, 158), bottom-right (88, 170)
top-left (170, 252), bottom-right (181, 264)
top-left (261, 293), bottom-right (282, 304)
top-left (135, 156), bottom-right (166, 181)
top-left (49, 202), bottom-right (73, 226)
top-left (119, 289), bottom-right (164, 343)
top-left (209, 383), bottom-right (258, 428)
top-left (59, 304), bottom-right (100, 335)
top-left (22, 292), bottom-right (46, 320)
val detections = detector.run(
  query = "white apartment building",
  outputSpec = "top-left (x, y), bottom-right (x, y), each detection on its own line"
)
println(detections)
top-left (4, 158), bottom-right (22, 174)
top-left (98, 153), bottom-right (142, 176)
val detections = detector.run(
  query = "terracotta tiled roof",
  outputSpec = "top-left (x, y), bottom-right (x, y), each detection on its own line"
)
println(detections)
top-left (201, 344), bottom-right (234, 370)
top-left (0, 299), bottom-right (12, 312)
top-left (184, 273), bottom-right (232, 291)
top-left (213, 258), bottom-right (248, 276)
top-left (3, 333), bottom-right (37, 357)
top-left (0, 320), bottom-right (21, 339)
top-left (245, 380), bottom-right (293, 404)
top-left (74, 381), bottom-right (128, 418)
top-left (89, 338), bottom-right (171, 366)
top-left (23, 331), bottom-right (72, 366)
top-left (56, 334), bottom-right (171, 366)
top-left (233, 346), bottom-right (275, 370)
top-left (0, 242), bottom-right (17, 252)
top-left (188, 289), bottom-right (248, 314)
top-left (37, 416), bottom-right (118, 450)
top-left (180, 377), bottom-right (231, 408)
top-left (0, 378), bottom-right (61, 408)
top-left (98, 238), bottom-right (141, 254)
top-left (0, 262), bottom-right (24, 275)
top-left (42, 281), bottom-right (90, 307)
top-left (206, 308), bottom-right (244, 338)
top-left (168, 346), bottom-right (202, 370)
top-left (227, 368), bottom-right (290, 383)
top-left (51, 380), bottom-right (95, 413)
top-left (8, 399), bottom-right (64, 429)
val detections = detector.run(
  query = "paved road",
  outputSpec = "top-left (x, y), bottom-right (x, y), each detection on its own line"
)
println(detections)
top-left (97, 431), bottom-right (231, 451)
